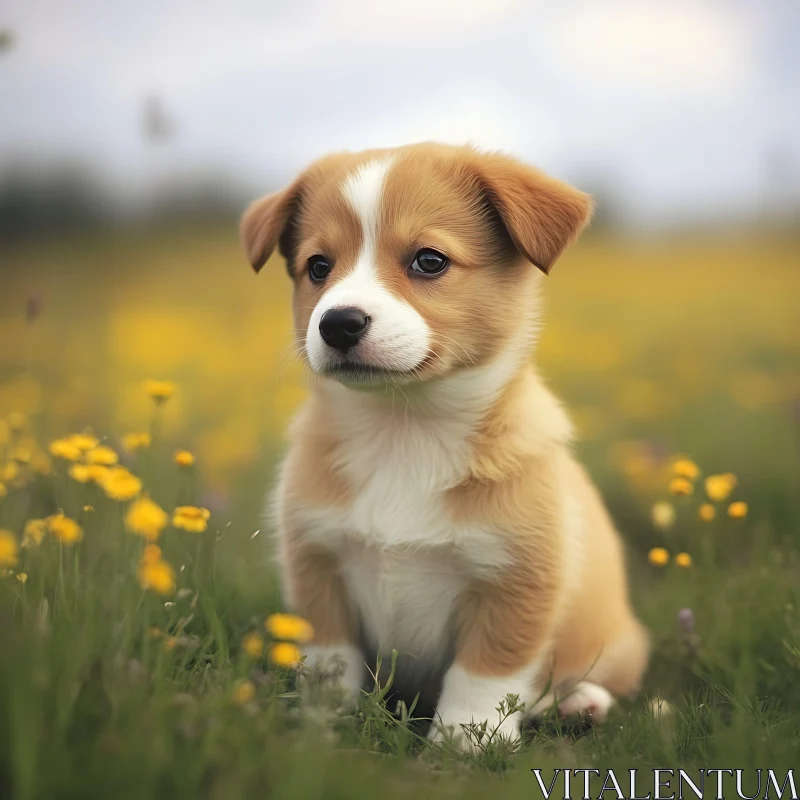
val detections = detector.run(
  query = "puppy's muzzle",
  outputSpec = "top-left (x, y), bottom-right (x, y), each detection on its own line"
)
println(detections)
top-left (319, 307), bottom-right (370, 353)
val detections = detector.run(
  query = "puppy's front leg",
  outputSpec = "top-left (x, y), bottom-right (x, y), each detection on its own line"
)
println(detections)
top-left (281, 534), bottom-right (364, 702)
top-left (432, 566), bottom-right (557, 748)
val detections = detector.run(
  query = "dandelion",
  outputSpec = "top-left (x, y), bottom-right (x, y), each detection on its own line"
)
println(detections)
top-left (48, 438), bottom-right (82, 462)
top-left (86, 445), bottom-right (119, 466)
top-left (669, 477), bottom-right (693, 496)
top-left (162, 636), bottom-right (178, 651)
top-left (269, 642), bottom-right (302, 668)
top-left (0, 463), bottom-right (18, 483)
top-left (242, 632), bottom-right (264, 658)
top-left (145, 380), bottom-right (176, 404)
top-left (648, 547), bottom-right (670, 567)
top-left (122, 432), bottom-right (151, 452)
top-left (30, 451), bottom-right (52, 476)
top-left (98, 467), bottom-right (142, 501)
top-left (68, 432), bottom-right (99, 451)
top-left (698, 503), bottom-right (716, 522)
top-left (705, 473), bottom-right (737, 502)
top-left (22, 519), bottom-right (46, 548)
top-left (728, 501), bottom-right (748, 519)
top-left (137, 549), bottom-right (176, 596)
top-left (16, 572), bottom-right (28, 584)
top-left (0, 463), bottom-right (19, 482)
top-left (172, 506), bottom-right (210, 533)
top-left (125, 496), bottom-right (168, 541)
top-left (265, 613), bottom-right (314, 643)
top-left (8, 412), bottom-right (26, 433)
top-left (650, 501), bottom-right (675, 531)
top-left (46, 513), bottom-right (83, 546)
top-left (141, 543), bottom-right (163, 564)
top-left (174, 450), bottom-right (195, 467)
top-left (0, 530), bottom-right (19, 567)
top-left (68, 464), bottom-right (93, 483)
top-left (232, 679), bottom-right (256, 705)
top-left (83, 505), bottom-right (94, 513)
top-left (675, 552), bottom-right (693, 568)
top-left (10, 446), bottom-right (31, 465)
top-left (672, 458), bottom-right (700, 480)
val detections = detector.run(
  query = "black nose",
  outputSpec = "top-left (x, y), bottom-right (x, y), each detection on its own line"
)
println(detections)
top-left (319, 307), bottom-right (370, 352)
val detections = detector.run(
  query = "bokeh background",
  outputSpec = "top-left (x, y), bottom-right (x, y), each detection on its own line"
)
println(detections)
top-left (1, 0), bottom-right (799, 563)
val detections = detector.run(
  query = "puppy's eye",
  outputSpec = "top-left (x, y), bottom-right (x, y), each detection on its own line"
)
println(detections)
top-left (307, 255), bottom-right (331, 283)
top-left (410, 248), bottom-right (448, 277)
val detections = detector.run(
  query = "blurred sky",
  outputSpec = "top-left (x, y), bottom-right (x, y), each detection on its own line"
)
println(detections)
top-left (2, 0), bottom-right (799, 226)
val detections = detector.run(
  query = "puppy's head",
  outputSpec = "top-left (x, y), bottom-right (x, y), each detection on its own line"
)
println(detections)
top-left (241, 143), bottom-right (592, 387)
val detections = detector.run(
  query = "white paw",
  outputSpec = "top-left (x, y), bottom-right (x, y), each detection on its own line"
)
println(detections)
top-left (556, 681), bottom-right (614, 722)
top-left (300, 644), bottom-right (364, 705)
top-left (429, 703), bottom-right (520, 752)
top-left (429, 664), bottom-right (529, 752)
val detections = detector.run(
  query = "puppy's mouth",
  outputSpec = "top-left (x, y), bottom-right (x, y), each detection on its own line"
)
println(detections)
top-left (321, 355), bottom-right (434, 385)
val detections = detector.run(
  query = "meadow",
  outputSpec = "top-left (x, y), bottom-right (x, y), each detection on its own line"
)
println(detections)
top-left (1, 225), bottom-right (799, 798)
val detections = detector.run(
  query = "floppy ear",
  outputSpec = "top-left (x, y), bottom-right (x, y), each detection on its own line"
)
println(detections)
top-left (474, 151), bottom-right (593, 274)
top-left (240, 179), bottom-right (303, 274)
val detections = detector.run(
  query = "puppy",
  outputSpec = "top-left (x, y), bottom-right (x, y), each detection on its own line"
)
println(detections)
top-left (241, 142), bottom-right (649, 745)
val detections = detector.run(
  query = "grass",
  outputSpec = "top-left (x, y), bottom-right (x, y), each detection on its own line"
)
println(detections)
top-left (0, 225), bottom-right (799, 798)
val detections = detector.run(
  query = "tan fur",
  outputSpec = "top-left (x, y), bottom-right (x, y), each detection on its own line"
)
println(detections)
top-left (243, 142), bottom-right (648, 724)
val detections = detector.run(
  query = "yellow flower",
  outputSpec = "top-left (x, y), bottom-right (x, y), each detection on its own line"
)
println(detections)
top-left (98, 467), bottom-right (142, 501)
top-left (86, 445), bottom-right (119, 466)
top-left (672, 458), bottom-right (700, 480)
top-left (22, 519), bottom-right (47, 547)
top-left (269, 642), bottom-right (302, 668)
top-left (10, 446), bottom-right (31, 465)
top-left (265, 613), bottom-right (314, 643)
top-left (30, 451), bottom-right (52, 476)
top-left (16, 572), bottom-right (28, 584)
top-left (8, 412), bottom-right (26, 433)
top-left (137, 554), bottom-right (176, 596)
top-left (650, 501), bottom-right (675, 531)
top-left (647, 547), bottom-right (670, 567)
top-left (145, 380), bottom-right (176, 403)
top-left (698, 503), bottom-right (716, 522)
top-left (669, 477), bottom-right (693, 496)
top-left (0, 463), bottom-right (19, 482)
top-left (728, 501), bottom-right (748, 519)
top-left (148, 627), bottom-right (163, 639)
top-left (83, 505), bottom-right (94, 513)
top-left (46, 513), bottom-right (83, 545)
top-left (68, 464), bottom-right (93, 483)
top-left (67, 432), bottom-right (99, 451)
top-left (0, 463), bottom-right (19, 483)
top-left (242, 632), bottom-right (264, 658)
top-left (163, 635), bottom-right (178, 651)
top-left (232, 679), bottom-right (256, 705)
top-left (48, 438), bottom-right (82, 462)
top-left (675, 552), bottom-right (693, 568)
top-left (172, 506), bottom-right (210, 533)
top-left (122, 432), bottom-right (151, 452)
top-left (0, 530), bottom-right (20, 567)
top-left (125, 496), bottom-right (168, 541)
top-left (174, 450), bottom-right (195, 467)
top-left (141, 543), bottom-right (163, 564)
top-left (705, 473), bottom-right (737, 502)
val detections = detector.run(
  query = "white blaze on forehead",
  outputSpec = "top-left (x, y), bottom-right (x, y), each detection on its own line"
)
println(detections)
top-left (305, 158), bottom-right (432, 377)
top-left (341, 158), bottom-right (390, 257)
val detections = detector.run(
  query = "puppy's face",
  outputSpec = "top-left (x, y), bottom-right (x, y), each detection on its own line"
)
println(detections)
top-left (242, 143), bottom-right (591, 387)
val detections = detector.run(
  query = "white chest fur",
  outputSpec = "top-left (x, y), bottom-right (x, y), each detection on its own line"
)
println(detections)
top-left (289, 379), bottom-right (515, 668)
